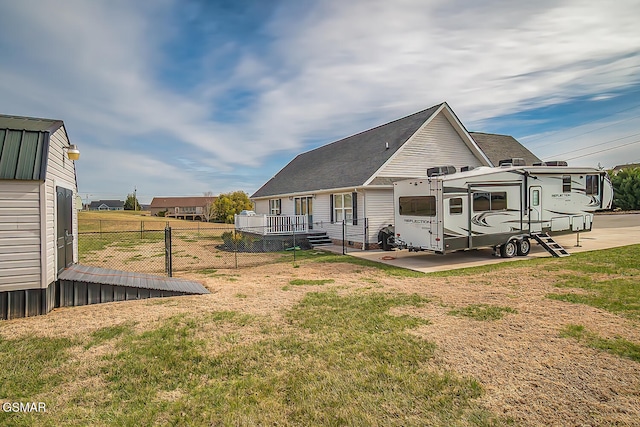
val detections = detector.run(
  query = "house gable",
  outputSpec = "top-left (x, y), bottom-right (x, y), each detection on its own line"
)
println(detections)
top-left (369, 105), bottom-right (491, 183)
top-left (251, 104), bottom-right (443, 198)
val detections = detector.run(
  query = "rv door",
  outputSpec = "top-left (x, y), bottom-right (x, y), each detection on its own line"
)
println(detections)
top-left (529, 186), bottom-right (542, 233)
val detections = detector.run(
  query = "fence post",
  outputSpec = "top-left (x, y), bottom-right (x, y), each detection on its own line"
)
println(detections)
top-left (293, 227), bottom-right (296, 264)
top-left (342, 220), bottom-right (346, 255)
top-left (234, 229), bottom-right (238, 269)
top-left (363, 217), bottom-right (368, 250)
top-left (165, 224), bottom-right (172, 277)
top-left (140, 221), bottom-right (144, 239)
top-left (99, 220), bottom-right (102, 236)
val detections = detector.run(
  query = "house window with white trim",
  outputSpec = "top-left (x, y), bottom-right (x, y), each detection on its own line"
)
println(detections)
top-left (333, 193), bottom-right (353, 223)
top-left (269, 199), bottom-right (281, 215)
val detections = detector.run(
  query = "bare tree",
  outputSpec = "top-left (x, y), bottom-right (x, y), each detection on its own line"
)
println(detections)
top-left (202, 191), bottom-right (216, 222)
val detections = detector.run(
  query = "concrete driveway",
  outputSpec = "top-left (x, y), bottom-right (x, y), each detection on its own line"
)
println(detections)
top-left (346, 213), bottom-right (640, 273)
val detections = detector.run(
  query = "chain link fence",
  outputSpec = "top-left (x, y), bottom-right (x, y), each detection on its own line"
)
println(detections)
top-left (78, 219), bottom-right (372, 275)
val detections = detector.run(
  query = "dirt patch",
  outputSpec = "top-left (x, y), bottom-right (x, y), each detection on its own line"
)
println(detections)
top-left (1, 260), bottom-right (638, 425)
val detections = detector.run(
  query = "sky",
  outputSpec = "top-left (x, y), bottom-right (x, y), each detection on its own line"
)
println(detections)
top-left (1, 0), bottom-right (639, 204)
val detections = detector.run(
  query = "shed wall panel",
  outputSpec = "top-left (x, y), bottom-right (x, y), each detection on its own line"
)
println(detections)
top-left (0, 181), bottom-right (41, 291)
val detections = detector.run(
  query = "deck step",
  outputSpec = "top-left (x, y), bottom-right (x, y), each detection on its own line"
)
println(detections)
top-left (307, 232), bottom-right (333, 247)
top-left (531, 233), bottom-right (570, 257)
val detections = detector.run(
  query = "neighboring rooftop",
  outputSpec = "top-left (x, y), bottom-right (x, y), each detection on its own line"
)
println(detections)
top-left (469, 132), bottom-right (541, 166)
top-left (611, 163), bottom-right (640, 173)
top-left (89, 200), bottom-right (124, 209)
top-left (149, 196), bottom-right (216, 208)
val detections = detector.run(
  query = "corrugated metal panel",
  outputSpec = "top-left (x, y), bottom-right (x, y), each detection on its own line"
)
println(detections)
top-left (378, 113), bottom-right (484, 178)
top-left (58, 264), bottom-right (209, 294)
top-left (0, 130), bottom-right (47, 180)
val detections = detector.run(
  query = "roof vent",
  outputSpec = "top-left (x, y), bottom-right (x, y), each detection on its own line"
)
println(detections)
top-left (498, 158), bottom-right (526, 167)
top-left (533, 161), bottom-right (568, 167)
top-left (385, 142), bottom-right (389, 150)
top-left (460, 166), bottom-right (475, 172)
top-left (427, 165), bottom-right (456, 177)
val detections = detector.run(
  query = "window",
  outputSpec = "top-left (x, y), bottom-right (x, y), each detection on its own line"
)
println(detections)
top-left (562, 176), bottom-right (572, 193)
top-left (269, 199), bottom-right (281, 215)
top-left (333, 193), bottom-right (353, 222)
top-left (532, 189), bottom-right (540, 207)
top-left (586, 175), bottom-right (599, 195)
top-left (449, 197), bottom-right (463, 215)
top-left (399, 196), bottom-right (436, 216)
top-left (473, 192), bottom-right (507, 212)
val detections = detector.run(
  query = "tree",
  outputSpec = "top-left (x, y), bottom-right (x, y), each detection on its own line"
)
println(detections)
top-left (124, 193), bottom-right (141, 211)
top-left (202, 191), bottom-right (216, 222)
top-left (610, 167), bottom-right (640, 210)
top-left (213, 191), bottom-right (253, 223)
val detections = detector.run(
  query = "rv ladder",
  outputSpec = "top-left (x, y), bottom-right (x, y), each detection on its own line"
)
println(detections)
top-left (531, 233), bottom-right (570, 257)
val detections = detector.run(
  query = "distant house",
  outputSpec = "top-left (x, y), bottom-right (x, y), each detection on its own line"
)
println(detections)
top-left (149, 196), bottom-right (216, 221)
top-left (247, 102), bottom-right (540, 249)
top-left (0, 114), bottom-right (79, 319)
top-left (611, 163), bottom-right (640, 174)
top-left (88, 200), bottom-right (124, 211)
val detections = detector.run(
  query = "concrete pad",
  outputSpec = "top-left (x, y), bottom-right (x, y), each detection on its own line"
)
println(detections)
top-left (345, 213), bottom-right (640, 273)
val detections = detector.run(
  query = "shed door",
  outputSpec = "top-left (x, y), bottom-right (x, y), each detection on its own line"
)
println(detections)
top-left (57, 186), bottom-right (74, 273)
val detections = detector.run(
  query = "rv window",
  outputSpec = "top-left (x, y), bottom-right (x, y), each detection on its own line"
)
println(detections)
top-left (473, 192), bottom-right (507, 212)
top-left (399, 196), bottom-right (436, 216)
top-left (450, 198), bottom-right (463, 214)
top-left (532, 190), bottom-right (540, 206)
top-left (586, 175), bottom-right (599, 195)
top-left (491, 192), bottom-right (507, 210)
top-left (562, 176), bottom-right (572, 193)
top-left (472, 193), bottom-right (490, 211)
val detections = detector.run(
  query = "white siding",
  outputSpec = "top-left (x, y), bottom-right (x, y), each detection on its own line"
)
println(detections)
top-left (254, 199), bottom-right (269, 215)
top-left (363, 189), bottom-right (394, 245)
top-left (0, 181), bottom-right (42, 291)
top-left (377, 112), bottom-right (485, 179)
top-left (44, 126), bottom-right (78, 286)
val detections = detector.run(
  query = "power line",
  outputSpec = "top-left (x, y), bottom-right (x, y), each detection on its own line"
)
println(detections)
top-left (531, 114), bottom-right (640, 150)
top-left (563, 139), bottom-right (640, 161)
top-left (524, 101), bottom-right (640, 145)
top-left (542, 131), bottom-right (640, 160)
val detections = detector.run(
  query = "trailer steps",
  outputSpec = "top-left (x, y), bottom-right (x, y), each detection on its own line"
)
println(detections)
top-left (531, 233), bottom-right (570, 257)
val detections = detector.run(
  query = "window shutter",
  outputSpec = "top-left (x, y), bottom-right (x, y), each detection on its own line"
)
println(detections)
top-left (352, 192), bottom-right (358, 225)
top-left (330, 194), bottom-right (334, 223)
top-left (278, 198), bottom-right (282, 215)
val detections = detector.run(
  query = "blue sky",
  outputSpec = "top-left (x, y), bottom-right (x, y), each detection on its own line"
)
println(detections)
top-left (1, 0), bottom-right (639, 204)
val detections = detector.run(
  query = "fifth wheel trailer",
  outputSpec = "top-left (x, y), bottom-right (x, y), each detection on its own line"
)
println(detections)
top-left (390, 164), bottom-right (613, 258)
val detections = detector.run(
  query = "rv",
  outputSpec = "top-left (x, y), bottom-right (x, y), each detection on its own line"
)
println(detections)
top-left (388, 163), bottom-right (613, 258)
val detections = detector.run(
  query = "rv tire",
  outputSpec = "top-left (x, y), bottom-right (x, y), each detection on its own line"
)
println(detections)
top-left (500, 240), bottom-right (517, 258)
top-left (517, 239), bottom-right (531, 256)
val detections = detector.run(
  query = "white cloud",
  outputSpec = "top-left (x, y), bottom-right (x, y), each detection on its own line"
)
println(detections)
top-left (1, 0), bottom-right (639, 197)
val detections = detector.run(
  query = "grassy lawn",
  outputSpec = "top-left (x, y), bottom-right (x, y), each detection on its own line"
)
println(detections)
top-left (0, 293), bottom-right (502, 426)
top-left (2, 244), bottom-right (638, 425)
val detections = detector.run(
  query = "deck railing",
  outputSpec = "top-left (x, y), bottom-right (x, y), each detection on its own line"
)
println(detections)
top-left (235, 214), bottom-right (308, 235)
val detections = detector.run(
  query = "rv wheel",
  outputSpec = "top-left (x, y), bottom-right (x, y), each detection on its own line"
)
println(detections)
top-left (500, 240), bottom-right (517, 258)
top-left (517, 239), bottom-right (531, 256)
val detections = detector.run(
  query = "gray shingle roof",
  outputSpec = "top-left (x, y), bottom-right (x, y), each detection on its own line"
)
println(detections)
top-left (89, 200), bottom-right (125, 209)
top-left (469, 132), bottom-right (541, 166)
top-left (0, 114), bottom-right (64, 180)
top-left (252, 104), bottom-right (443, 198)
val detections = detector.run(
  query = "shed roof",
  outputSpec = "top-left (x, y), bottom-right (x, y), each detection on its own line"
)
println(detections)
top-left (150, 196), bottom-right (216, 208)
top-left (0, 114), bottom-right (64, 180)
top-left (469, 132), bottom-right (541, 166)
top-left (252, 104), bottom-right (443, 198)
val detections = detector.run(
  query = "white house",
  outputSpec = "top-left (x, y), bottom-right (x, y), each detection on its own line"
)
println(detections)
top-left (247, 102), bottom-right (540, 249)
top-left (0, 114), bottom-right (80, 319)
